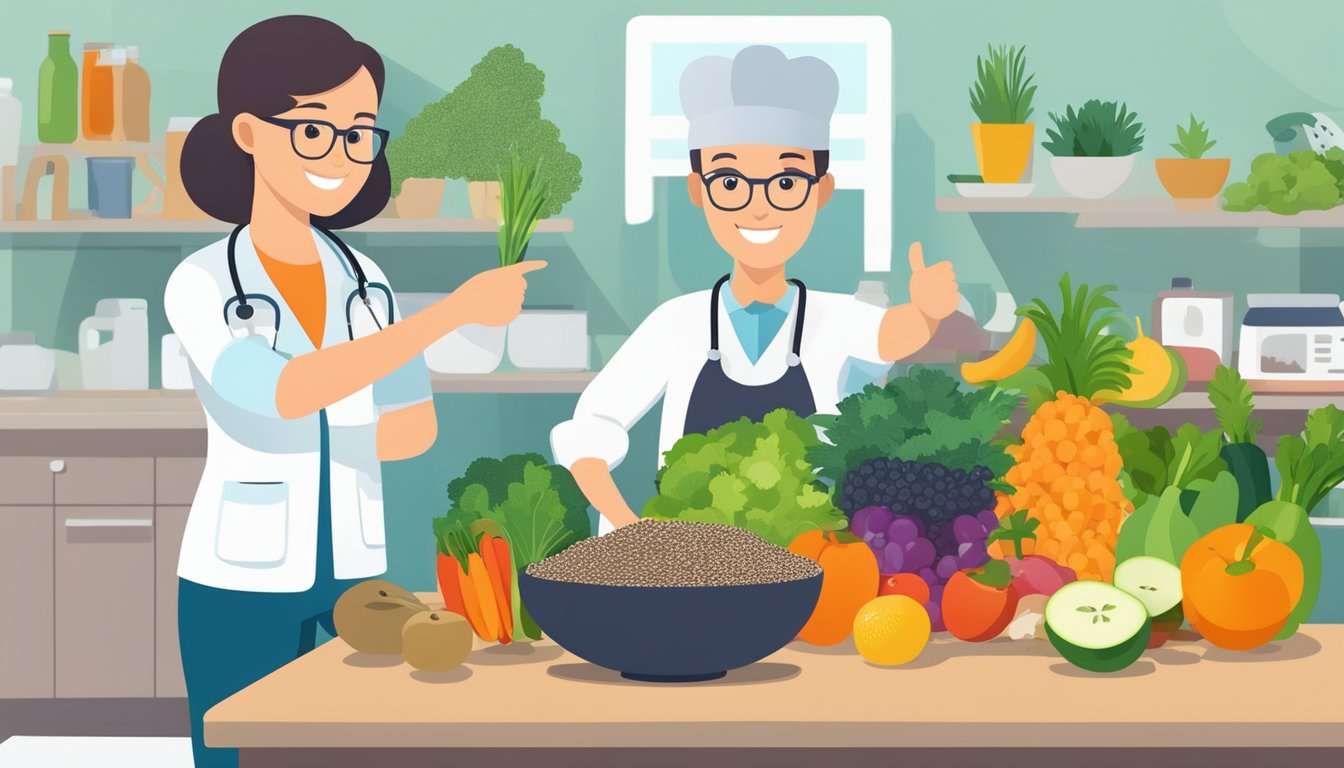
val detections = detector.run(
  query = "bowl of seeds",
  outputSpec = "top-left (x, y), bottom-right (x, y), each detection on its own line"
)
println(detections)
top-left (519, 520), bottom-right (822, 682)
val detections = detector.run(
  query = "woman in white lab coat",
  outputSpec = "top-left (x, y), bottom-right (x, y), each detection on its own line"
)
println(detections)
top-left (552, 46), bottom-right (960, 532)
top-left (165, 16), bottom-right (543, 768)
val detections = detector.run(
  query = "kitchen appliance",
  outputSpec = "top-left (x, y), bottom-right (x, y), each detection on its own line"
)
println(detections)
top-left (508, 308), bottom-right (589, 371)
top-left (79, 298), bottom-right (149, 390)
top-left (0, 332), bottom-right (57, 394)
top-left (160, 334), bottom-right (192, 390)
top-left (1238, 294), bottom-right (1344, 387)
top-left (1151, 277), bottom-right (1234, 378)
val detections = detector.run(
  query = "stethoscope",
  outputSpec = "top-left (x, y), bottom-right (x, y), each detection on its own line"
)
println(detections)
top-left (222, 224), bottom-right (395, 346)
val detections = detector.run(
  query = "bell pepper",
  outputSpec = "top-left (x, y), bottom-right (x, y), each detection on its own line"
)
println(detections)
top-left (435, 518), bottom-right (514, 644)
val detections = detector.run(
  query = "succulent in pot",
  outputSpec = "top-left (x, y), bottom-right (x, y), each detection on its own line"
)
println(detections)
top-left (968, 44), bottom-right (1037, 184)
top-left (1042, 100), bottom-right (1144, 198)
top-left (1155, 115), bottom-right (1230, 211)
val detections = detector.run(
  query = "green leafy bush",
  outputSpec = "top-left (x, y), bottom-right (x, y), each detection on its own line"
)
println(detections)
top-left (1222, 149), bottom-right (1344, 215)
top-left (809, 366), bottom-right (1017, 489)
top-left (643, 409), bottom-right (846, 546)
top-left (1042, 100), bottom-right (1144, 157)
top-left (386, 44), bottom-right (582, 216)
top-left (969, 44), bottom-right (1036, 124)
top-left (1170, 114), bottom-right (1217, 159)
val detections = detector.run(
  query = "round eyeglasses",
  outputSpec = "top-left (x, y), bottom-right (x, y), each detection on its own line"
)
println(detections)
top-left (258, 116), bottom-right (389, 164)
top-left (700, 170), bottom-right (820, 212)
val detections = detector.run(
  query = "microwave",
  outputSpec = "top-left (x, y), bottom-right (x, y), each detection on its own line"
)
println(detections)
top-left (1238, 294), bottom-right (1344, 382)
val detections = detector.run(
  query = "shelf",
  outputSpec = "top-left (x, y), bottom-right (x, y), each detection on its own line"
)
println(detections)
top-left (936, 196), bottom-right (1344, 229)
top-left (1156, 391), bottom-right (1344, 411)
top-left (0, 217), bottom-right (574, 235)
top-left (428, 371), bottom-right (594, 393)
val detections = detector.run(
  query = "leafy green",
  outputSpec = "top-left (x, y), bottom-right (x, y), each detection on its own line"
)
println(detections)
top-left (1186, 472), bottom-right (1240, 536)
top-left (1018, 274), bottom-right (1133, 398)
top-left (1171, 114), bottom-right (1217, 160)
top-left (1222, 149), bottom-right (1344, 215)
top-left (1245, 500), bottom-right (1323, 638)
top-left (808, 366), bottom-right (1017, 488)
top-left (1207, 364), bottom-right (1261, 444)
top-left (1041, 100), bottom-right (1144, 157)
top-left (645, 409), bottom-right (847, 546)
top-left (440, 453), bottom-right (591, 567)
top-left (1111, 414), bottom-right (1227, 506)
top-left (969, 44), bottom-right (1036, 124)
top-left (1274, 404), bottom-right (1344, 514)
top-left (1114, 486), bottom-right (1199, 566)
top-left (497, 147), bottom-right (550, 267)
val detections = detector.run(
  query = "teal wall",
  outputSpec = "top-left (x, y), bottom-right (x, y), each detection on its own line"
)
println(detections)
top-left (3, 0), bottom-right (1344, 589)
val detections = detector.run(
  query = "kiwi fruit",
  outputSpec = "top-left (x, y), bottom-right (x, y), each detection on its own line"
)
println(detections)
top-left (333, 580), bottom-right (426, 654)
top-left (401, 611), bottom-right (473, 672)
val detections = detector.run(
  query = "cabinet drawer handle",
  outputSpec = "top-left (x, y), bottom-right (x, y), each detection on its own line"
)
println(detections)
top-left (50, 459), bottom-right (66, 473)
top-left (64, 518), bottom-right (154, 529)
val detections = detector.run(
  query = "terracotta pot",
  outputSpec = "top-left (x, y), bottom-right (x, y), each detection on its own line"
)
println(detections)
top-left (394, 178), bottom-right (445, 219)
top-left (1155, 158), bottom-right (1232, 211)
top-left (467, 180), bottom-right (502, 220)
top-left (971, 123), bottom-right (1034, 183)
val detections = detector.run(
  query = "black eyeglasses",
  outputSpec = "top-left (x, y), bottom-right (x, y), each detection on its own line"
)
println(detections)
top-left (258, 116), bottom-right (389, 164)
top-left (700, 170), bottom-right (821, 212)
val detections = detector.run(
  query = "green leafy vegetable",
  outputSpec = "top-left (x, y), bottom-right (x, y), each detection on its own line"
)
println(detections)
top-left (1042, 99), bottom-right (1144, 157)
top-left (1114, 486), bottom-right (1199, 566)
top-left (1170, 114), bottom-right (1217, 160)
top-left (1111, 414), bottom-right (1227, 506)
top-left (497, 147), bottom-right (551, 267)
top-left (646, 409), bottom-right (847, 546)
top-left (1274, 404), bottom-right (1344, 514)
top-left (969, 44), bottom-right (1036, 124)
top-left (1223, 149), bottom-right (1344, 215)
top-left (1207, 364), bottom-right (1261, 444)
top-left (1245, 500), bottom-right (1323, 638)
top-left (1186, 472), bottom-right (1240, 536)
top-left (809, 366), bottom-right (1017, 489)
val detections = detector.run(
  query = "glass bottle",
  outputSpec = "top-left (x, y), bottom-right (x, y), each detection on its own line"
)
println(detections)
top-left (120, 46), bottom-right (151, 142)
top-left (81, 42), bottom-right (111, 140)
top-left (38, 31), bottom-right (78, 144)
top-left (88, 47), bottom-right (116, 140)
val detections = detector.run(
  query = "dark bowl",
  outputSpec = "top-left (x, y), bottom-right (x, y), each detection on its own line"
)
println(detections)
top-left (518, 571), bottom-right (822, 682)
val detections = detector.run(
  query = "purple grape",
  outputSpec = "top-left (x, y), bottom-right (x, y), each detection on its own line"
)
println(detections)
top-left (851, 506), bottom-right (894, 537)
top-left (905, 537), bottom-right (936, 572)
top-left (917, 567), bottom-right (938, 587)
top-left (935, 554), bottom-right (960, 581)
top-left (887, 514), bottom-right (924, 544)
top-left (978, 509), bottom-right (1001, 534)
top-left (927, 585), bottom-right (945, 631)
top-left (953, 514), bottom-right (985, 544)
top-left (933, 524), bottom-right (959, 557)
top-left (958, 543), bottom-right (990, 569)
top-left (879, 542), bottom-right (905, 574)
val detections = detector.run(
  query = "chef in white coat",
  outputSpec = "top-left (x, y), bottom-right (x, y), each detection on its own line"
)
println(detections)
top-left (552, 45), bottom-right (962, 532)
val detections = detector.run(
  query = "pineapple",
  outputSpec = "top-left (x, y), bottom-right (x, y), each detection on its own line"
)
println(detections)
top-left (990, 274), bottom-right (1134, 582)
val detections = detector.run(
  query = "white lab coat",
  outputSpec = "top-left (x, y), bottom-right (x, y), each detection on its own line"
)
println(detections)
top-left (164, 227), bottom-right (429, 592)
top-left (551, 288), bottom-right (888, 530)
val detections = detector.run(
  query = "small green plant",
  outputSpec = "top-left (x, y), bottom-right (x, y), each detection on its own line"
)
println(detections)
top-left (969, 44), bottom-right (1036, 124)
top-left (1171, 115), bottom-right (1217, 159)
top-left (497, 147), bottom-right (551, 268)
top-left (1042, 100), bottom-right (1144, 157)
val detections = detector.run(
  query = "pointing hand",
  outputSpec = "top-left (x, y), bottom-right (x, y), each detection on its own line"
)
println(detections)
top-left (907, 242), bottom-right (960, 321)
top-left (448, 261), bottom-right (548, 328)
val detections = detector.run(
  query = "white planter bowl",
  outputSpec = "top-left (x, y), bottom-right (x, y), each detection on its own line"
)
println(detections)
top-left (1049, 155), bottom-right (1137, 199)
top-left (508, 309), bottom-right (589, 371)
top-left (397, 293), bottom-right (506, 374)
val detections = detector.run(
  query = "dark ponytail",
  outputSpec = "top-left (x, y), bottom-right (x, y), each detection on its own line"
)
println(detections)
top-left (181, 15), bottom-right (390, 228)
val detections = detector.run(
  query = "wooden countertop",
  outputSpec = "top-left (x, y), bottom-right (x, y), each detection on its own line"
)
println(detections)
top-left (204, 594), bottom-right (1344, 751)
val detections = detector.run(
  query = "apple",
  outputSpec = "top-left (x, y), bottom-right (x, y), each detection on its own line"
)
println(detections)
top-left (879, 573), bottom-right (931, 605)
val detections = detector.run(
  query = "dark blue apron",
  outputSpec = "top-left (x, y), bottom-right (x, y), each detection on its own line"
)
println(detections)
top-left (683, 274), bottom-right (817, 436)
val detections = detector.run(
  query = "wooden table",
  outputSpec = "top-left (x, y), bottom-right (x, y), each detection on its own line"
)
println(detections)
top-left (204, 591), bottom-right (1344, 768)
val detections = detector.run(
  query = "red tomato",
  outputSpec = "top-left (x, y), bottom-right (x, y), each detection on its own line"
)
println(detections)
top-left (879, 573), bottom-right (931, 606)
top-left (941, 563), bottom-right (1019, 642)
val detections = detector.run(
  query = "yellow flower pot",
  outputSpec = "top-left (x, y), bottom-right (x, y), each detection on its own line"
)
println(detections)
top-left (1154, 158), bottom-right (1232, 211)
top-left (972, 123), bottom-right (1035, 183)
top-left (394, 178), bottom-right (446, 219)
top-left (468, 180), bottom-right (503, 221)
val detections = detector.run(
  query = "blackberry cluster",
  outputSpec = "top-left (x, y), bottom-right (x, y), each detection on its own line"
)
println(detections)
top-left (838, 457), bottom-right (996, 526)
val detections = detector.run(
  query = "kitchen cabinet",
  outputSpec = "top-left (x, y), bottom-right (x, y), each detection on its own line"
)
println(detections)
top-left (154, 505), bottom-right (190, 697)
top-left (55, 457), bottom-right (154, 506)
top-left (55, 505), bottom-right (156, 698)
top-left (0, 506), bottom-right (55, 698)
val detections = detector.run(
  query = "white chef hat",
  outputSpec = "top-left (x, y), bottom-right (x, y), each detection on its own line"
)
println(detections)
top-left (680, 45), bottom-right (839, 151)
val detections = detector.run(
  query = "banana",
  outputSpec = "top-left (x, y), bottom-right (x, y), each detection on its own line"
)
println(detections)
top-left (961, 318), bottom-right (1037, 384)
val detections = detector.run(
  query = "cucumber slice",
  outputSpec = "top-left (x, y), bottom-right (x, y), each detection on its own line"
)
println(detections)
top-left (1045, 581), bottom-right (1151, 673)
top-left (1114, 556), bottom-right (1182, 616)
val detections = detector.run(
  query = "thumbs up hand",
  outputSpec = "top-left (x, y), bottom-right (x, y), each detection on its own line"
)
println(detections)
top-left (907, 242), bottom-right (961, 321)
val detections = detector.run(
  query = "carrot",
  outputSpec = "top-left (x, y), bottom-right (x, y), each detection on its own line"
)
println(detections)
top-left (436, 553), bottom-right (467, 618)
top-left (454, 555), bottom-right (487, 639)
top-left (468, 552), bottom-right (501, 641)
top-left (489, 535), bottom-right (515, 642)
top-left (478, 534), bottom-right (513, 645)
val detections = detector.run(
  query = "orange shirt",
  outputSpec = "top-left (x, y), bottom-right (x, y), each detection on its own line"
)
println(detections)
top-left (257, 248), bottom-right (326, 349)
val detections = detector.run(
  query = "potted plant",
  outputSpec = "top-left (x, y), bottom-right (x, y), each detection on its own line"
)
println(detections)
top-left (1155, 115), bottom-right (1230, 211)
top-left (499, 149), bottom-right (590, 371)
top-left (969, 44), bottom-right (1038, 184)
top-left (386, 44), bottom-right (582, 221)
top-left (1042, 99), bottom-right (1144, 198)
